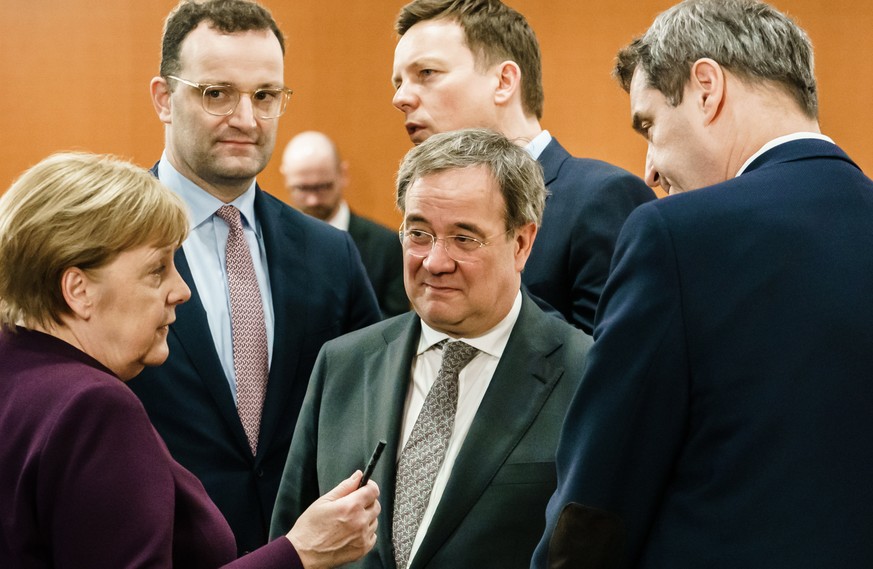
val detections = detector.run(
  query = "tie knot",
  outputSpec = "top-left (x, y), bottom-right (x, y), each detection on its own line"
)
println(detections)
top-left (215, 205), bottom-right (243, 230)
top-left (439, 340), bottom-right (479, 374)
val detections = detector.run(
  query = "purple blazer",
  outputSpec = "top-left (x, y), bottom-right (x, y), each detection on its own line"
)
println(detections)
top-left (0, 327), bottom-right (301, 568)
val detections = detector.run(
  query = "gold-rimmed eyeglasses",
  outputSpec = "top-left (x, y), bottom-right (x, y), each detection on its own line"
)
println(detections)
top-left (398, 225), bottom-right (511, 263)
top-left (166, 75), bottom-right (293, 120)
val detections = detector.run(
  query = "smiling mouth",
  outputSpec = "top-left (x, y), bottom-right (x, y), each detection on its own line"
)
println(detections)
top-left (424, 283), bottom-right (459, 294)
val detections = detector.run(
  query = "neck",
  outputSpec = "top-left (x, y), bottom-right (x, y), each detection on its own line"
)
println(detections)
top-left (164, 150), bottom-right (254, 203)
top-left (720, 88), bottom-right (821, 180)
top-left (30, 319), bottom-right (84, 353)
top-left (495, 107), bottom-right (543, 146)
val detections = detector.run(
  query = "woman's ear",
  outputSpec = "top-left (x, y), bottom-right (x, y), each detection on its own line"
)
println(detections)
top-left (60, 267), bottom-right (94, 320)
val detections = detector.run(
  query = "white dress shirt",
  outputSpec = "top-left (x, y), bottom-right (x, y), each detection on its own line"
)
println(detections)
top-left (158, 156), bottom-right (275, 400)
top-left (524, 129), bottom-right (552, 160)
top-left (325, 200), bottom-right (351, 231)
top-left (398, 291), bottom-right (523, 567)
top-left (736, 132), bottom-right (835, 176)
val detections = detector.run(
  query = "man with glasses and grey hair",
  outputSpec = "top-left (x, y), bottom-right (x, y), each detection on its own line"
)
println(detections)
top-left (533, 1), bottom-right (873, 568)
top-left (270, 128), bottom-right (592, 569)
top-left (128, 0), bottom-right (381, 556)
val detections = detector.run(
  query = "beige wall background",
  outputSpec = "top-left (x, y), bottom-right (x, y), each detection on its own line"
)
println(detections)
top-left (1, 0), bottom-right (871, 228)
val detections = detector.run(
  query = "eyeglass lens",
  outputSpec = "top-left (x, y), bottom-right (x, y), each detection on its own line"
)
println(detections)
top-left (202, 86), bottom-right (288, 119)
top-left (401, 230), bottom-right (484, 263)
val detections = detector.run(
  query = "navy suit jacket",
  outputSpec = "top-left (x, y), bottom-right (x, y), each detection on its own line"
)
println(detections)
top-left (270, 294), bottom-right (592, 569)
top-left (348, 211), bottom-right (409, 318)
top-left (533, 139), bottom-right (873, 568)
top-left (523, 138), bottom-right (655, 334)
top-left (129, 175), bottom-right (381, 554)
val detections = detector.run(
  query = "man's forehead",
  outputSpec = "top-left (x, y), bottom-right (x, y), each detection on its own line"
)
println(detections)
top-left (394, 20), bottom-right (471, 64)
top-left (178, 23), bottom-right (284, 75)
top-left (629, 68), bottom-right (669, 116)
top-left (629, 67), bottom-right (653, 101)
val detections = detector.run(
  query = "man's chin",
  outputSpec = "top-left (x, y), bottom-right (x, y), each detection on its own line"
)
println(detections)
top-left (409, 128), bottom-right (432, 145)
top-left (211, 157), bottom-right (268, 182)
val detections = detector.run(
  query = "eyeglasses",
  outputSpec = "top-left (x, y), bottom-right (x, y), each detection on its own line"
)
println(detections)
top-left (398, 225), bottom-right (511, 263)
top-left (291, 182), bottom-right (336, 194)
top-left (166, 75), bottom-right (293, 120)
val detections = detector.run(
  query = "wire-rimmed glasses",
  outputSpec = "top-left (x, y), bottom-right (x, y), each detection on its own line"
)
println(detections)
top-left (166, 75), bottom-right (293, 120)
top-left (398, 225), bottom-right (511, 263)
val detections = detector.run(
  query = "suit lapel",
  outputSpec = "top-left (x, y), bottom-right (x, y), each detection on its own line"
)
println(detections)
top-left (537, 138), bottom-right (571, 188)
top-left (252, 190), bottom-right (307, 459)
top-left (368, 314), bottom-right (422, 569)
top-left (410, 297), bottom-right (566, 569)
top-left (170, 248), bottom-right (251, 451)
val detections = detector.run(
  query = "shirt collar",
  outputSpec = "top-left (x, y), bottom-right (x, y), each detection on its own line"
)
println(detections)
top-left (736, 132), bottom-right (835, 177)
top-left (326, 200), bottom-right (351, 231)
top-left (524, 130), bottom-right (552, 160)
top-left (416, 290), bottom-right (523, 359)
top-left (158, 153), bottom-right (260, 232)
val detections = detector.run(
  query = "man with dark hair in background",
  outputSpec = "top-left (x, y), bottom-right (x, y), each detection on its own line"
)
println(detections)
top-left (128, 0), bottom-right (381, 555)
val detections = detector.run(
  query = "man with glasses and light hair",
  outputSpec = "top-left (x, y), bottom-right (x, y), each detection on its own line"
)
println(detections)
top-left (270, 128), bottom-right (592, 569)
top-left (533, 1), bottom-right (873, 567)
top-left (128, 0), bottom-right (381, 556)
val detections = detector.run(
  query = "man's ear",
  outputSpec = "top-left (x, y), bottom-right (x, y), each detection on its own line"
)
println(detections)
top-left (689, 58), bottom-right (725, 125)
top-left (150, 76), bottom-right (173, 125)
top-left (494, 60), bottom-right (522, 107)
top-left (338, 160), bottom-right (350, 191)
top-left (513, 222), bottom-right (538, 272)
top-left (60, 267), bottom-right (94, 320)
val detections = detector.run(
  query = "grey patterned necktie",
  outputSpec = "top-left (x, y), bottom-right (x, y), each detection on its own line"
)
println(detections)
top-left (215, 205), bottom-right (269, 456)
top-left (393, 340), bottom-right (479, 569)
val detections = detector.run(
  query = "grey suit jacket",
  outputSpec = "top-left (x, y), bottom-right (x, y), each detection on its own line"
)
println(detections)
top-left (270, 294), bottom-right (592, 569)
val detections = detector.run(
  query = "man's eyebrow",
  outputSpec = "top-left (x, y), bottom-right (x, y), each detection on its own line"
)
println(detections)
top-left (631, 113), bottom-right (646, 135)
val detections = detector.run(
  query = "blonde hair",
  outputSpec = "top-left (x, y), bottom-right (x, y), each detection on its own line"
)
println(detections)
top-left (0, 152), bottom-right (189, 329)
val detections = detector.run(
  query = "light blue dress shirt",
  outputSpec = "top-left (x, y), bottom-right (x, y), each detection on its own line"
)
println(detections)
top-left (158, 156), bottom-right (275, 401)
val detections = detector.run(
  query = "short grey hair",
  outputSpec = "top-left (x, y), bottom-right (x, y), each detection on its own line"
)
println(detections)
top-left (614, 0), bottom-right (817, 118)
top-left (396, 128), bottom-right (546, 229)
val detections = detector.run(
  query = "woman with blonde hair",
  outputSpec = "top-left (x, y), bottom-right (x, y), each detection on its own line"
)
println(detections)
top-left (0, 153), bottom-right (379, 568)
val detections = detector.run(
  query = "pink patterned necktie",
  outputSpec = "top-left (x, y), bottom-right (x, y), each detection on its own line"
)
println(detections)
top-left (392, 340), bottom-right (479, 569)
top-left (215, 205), bottom-right (269, 455)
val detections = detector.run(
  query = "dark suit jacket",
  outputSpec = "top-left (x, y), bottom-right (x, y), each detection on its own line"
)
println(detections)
top-left (523, 138), bottom-right (655, 334)
top-left (270, 294), bottom-right (592, 569)
top-left (129, 177), bottom-right (382, 554)
top-left (0, 328), bottom-right (301, 568)
top-left (348, 211), bottom-right (408, 318)
top-left (533, 140), bottom-right (873, 568)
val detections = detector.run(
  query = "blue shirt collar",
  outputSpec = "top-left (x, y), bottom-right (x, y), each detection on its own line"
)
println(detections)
top-left (157, 154), bottom-right (260, 233)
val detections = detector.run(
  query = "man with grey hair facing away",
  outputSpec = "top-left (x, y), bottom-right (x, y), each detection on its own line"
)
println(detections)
top-left (533, 1), bottom-right (873, 568)
top-left (271, 128), bottom-right (592, 569)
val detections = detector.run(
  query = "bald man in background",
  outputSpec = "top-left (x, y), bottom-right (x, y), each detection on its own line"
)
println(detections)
top-left (281, 131), bottom-right (409, 318)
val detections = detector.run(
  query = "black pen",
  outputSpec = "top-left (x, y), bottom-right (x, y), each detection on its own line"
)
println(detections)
top-left (359, 439), bottom-right (387, 488)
